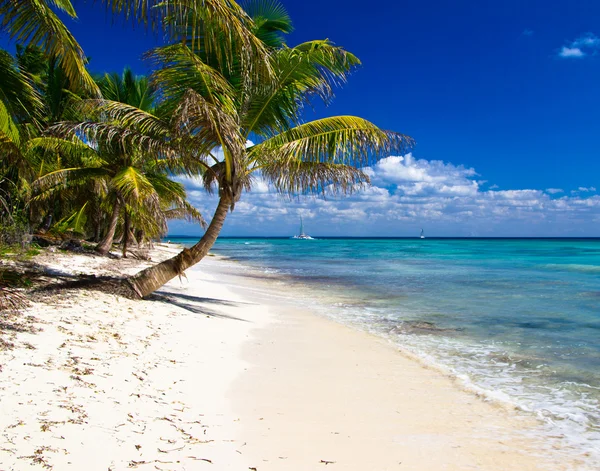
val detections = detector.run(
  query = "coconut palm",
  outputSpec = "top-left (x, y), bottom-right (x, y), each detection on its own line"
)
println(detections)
top-left (35, 67), bottom-right (205, 253)
top-left (58, 0), bottom-right (412, 297)
top-left (0, 44), bottom-right (96, 237)
top-left (30, 135), bottom-right (205, 252)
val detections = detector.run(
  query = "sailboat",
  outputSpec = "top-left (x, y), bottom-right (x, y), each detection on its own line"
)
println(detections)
top-left (420, 229), bottom-right (425, 239)
top-left (291, 216), bottom-right (314, 240)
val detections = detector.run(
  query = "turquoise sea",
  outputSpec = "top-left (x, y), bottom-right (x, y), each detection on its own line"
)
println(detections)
top-left (170, 236), bottom-right (600, 463)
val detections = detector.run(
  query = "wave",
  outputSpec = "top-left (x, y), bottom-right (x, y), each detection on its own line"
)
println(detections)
top-left (541, 263), bottom-right (600, 273)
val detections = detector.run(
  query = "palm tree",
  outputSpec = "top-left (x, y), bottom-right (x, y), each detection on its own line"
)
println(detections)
top-left (61, 1), bottom-right (413, 298)
top-left (31, 134), bottom-right (205, 253)
top-left (0, 44), bottom-right (97, 238)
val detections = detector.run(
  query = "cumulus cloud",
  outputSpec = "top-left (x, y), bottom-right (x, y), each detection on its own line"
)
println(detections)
top-left (572, 33), bottom-right (600, 48)
top-left (170, 153), bottom-right (600, 237)
top-left (559, 47), bottom-right (585, 58)
top-left (558, 33), bottom-right (600, 58)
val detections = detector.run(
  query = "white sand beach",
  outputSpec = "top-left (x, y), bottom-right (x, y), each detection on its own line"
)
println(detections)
top-left (0, 246), bottom-right (587, 470)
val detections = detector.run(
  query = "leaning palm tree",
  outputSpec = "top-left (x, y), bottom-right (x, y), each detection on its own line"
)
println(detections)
top-left (57, 1), bottom-right (413, 297)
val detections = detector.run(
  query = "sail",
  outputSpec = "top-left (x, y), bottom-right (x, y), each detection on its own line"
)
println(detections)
top-left (291, 215), bottom-right (314, 239)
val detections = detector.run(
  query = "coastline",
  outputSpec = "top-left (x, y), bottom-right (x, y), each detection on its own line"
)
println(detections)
top-left (0, 246), bottom-right (587, 469)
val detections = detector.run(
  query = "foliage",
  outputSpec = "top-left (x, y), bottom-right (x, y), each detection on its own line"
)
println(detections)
top-left (0, 0), bottom-right (413, 297)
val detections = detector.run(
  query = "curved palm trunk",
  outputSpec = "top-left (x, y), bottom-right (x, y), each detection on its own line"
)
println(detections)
top-left (126, 195), bottom-right (231, 298)
top-left (96, 200), bottom-right (121, 255)
top-left (122, 212), bottom-right (131, 258)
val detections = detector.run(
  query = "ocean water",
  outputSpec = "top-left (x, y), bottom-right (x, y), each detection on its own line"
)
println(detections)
top-left (170, 236), bottom-right (600, 464)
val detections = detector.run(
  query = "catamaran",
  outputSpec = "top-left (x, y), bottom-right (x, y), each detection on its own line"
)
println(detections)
top-left (291, 216), bottom-right (314, 240)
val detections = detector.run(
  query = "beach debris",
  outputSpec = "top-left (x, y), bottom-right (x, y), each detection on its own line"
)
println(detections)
top-left (157, 445), bottom-right (185, 453)
top-left (320, 459), bottom-right (336, 465)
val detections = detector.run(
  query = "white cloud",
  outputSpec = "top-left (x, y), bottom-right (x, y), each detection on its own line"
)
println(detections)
top-left (558, 33), bottom-right (600, 58)
top-left (578, 186), bottom-right (596, 192)
top-left (559, 47), bottom-right (585, 58)
top-left (572, 33), bottom-right (600, 48)
top-left (171, 154), bottom-right (600, 237)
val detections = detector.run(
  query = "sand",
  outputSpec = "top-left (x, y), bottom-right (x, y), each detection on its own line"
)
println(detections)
top-left (0, 246), bottom-right (587, 470)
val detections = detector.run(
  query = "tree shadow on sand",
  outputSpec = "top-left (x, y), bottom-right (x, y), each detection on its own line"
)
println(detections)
top-left (148, 291), bottom-right (251, 322)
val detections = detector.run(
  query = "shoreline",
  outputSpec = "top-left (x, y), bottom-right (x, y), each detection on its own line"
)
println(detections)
top-left (203, 241), bottom-right (600, 467)
top-left (208, 255), bottom-right (590, 470)
top-left (0, 246), bottom-right (590, 469)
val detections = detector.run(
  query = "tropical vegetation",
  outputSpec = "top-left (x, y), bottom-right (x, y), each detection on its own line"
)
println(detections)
top-left (0, 0), bottom-right (413, 298)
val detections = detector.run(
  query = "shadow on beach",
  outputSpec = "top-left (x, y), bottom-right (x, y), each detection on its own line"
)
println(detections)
top-left (149, 291), bottom-right (251, 322)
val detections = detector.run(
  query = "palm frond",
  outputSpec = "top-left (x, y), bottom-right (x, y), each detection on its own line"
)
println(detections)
top-left (260, 161), bottom-right (368, 196)
top-left (105, 0), bottom-right (271, 79)
top-left (112, 166), bottom-right (155, 201)
top-left (147, 44), bottom-right (237, 112)
top-left (48, 121), bottom-right (179, 160)
top-left (49, 201), bottom-right (88, 236)
top-left (97, 68), bottom-right (156, 111)
top-left (172, 89), bottom-right (245, 181)
top-left (240, 0), bottom-right (293, 48)
top-left (77, 99), bottom-right (170, 138)
top-left (163, 200), bottom-right (206, 227)
top-left (0, 48), bottom-right (43, 124)
top-left (0, 98), bottom-right (21, 146)
top-left (145, 172), bottom-right (187, 200)
top-left (249, 116), bottom-right (414, 169)
top-left (243, 40), bottom-right (361, 136)
top-left (31, 167), bottom-right (110, 197)
top-left (27, 136), bottom-right (104, 168)
top-left (0, 0), bottom-right (100, 95)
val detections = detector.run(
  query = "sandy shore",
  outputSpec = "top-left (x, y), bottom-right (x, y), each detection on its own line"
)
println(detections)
top-left (0, 246), bottom-right (587, 470)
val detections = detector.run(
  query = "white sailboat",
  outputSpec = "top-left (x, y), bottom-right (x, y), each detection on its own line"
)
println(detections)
top-left (291, 216), bottom-right (314, 240)
top-left (420, 229), bottom-right (425, 239)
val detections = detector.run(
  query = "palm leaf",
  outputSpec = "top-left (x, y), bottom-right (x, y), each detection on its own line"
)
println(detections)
top-left (163, 200), bottom-right (206, 227)
top-left (49, 121), bottom-right (179, 161)
top-left (0, 98), bottom-right (21, 146)
top-left (249, 116), bottom-right (414, 169)
top-left (243, 40), bottom-right (361, 136)
top-left (27, 136), bottom-right (104, 168)
top-left (112, 166), bottom-right (155, 201)
top-left (0, 0), bottom-right (100, 95)
top-left (147, 43), bottom-right (237, 112)
top-left (240, 0), bottom-right (293, 48)
top-left (50, 201), bottom-right (89, 235)
top-left (105, 0), bottom-right (271, 79)
top-left (31, 167), bottom-right (110, 197)
top-left (171, 89), bottom-right (246, 182)
top-left (77, 99), bottom-right (170, 138)
top-left (260, 161), bottom-right (368, 196)
top-left (0, 48), bottom-right (43, 124)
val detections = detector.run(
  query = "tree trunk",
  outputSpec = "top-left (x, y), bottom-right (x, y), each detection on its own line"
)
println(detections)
top-left (126, 195), bottom-right (231, 298)
top-left (95, 200), bottom-right (121, 255)
top-left (122, 212), bottom-right (131, 258)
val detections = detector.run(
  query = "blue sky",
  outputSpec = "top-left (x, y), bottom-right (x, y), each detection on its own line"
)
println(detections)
top-left (4, 0), bottom-right (600, 236)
